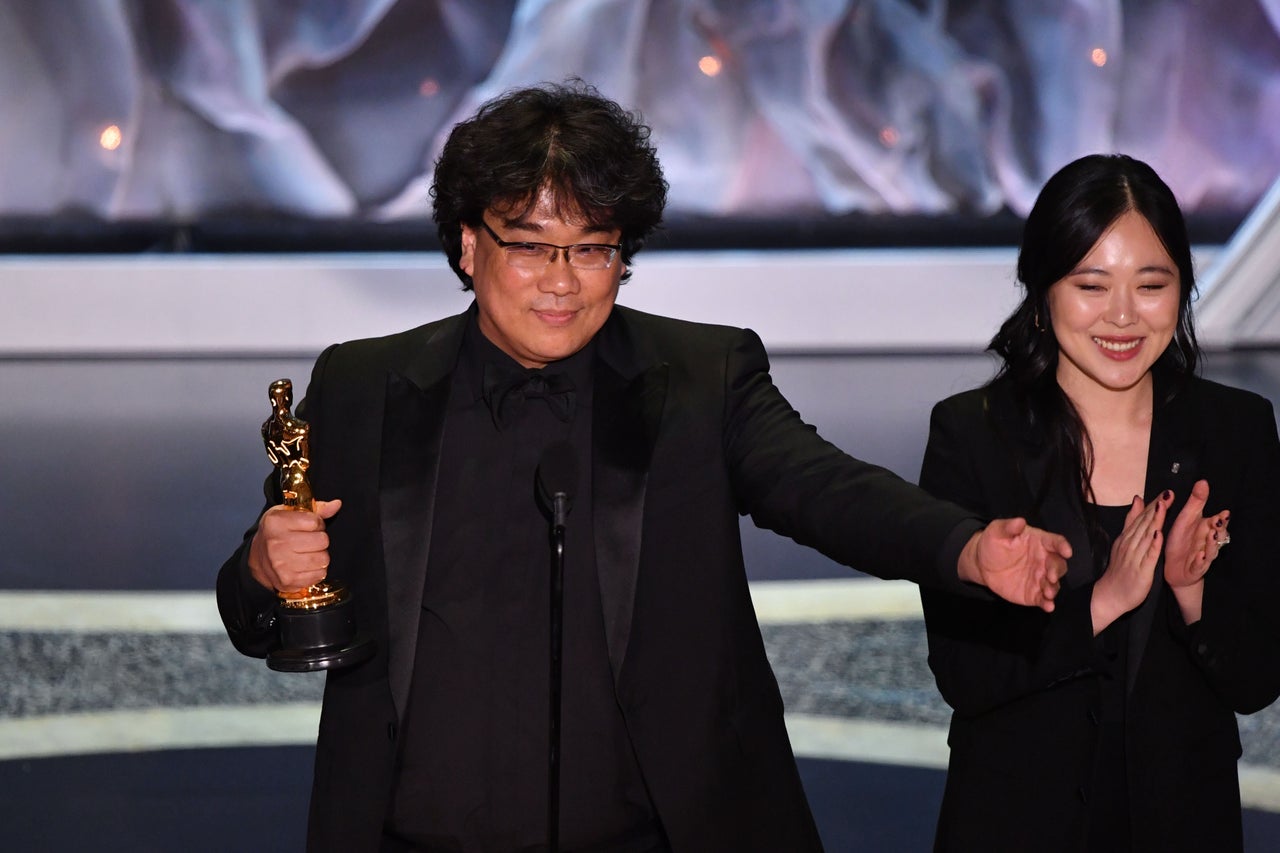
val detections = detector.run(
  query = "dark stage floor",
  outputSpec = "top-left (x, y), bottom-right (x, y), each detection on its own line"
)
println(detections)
top-left (5, 749), bottom-right (1280, 852)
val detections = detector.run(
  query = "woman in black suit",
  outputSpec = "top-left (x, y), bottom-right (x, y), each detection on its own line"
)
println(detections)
top-left (918, 154), bottom-right (1280, 852)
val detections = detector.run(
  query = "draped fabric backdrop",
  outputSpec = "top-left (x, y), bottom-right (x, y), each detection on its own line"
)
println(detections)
top-left (2, 0), bottom-right (1279, 234)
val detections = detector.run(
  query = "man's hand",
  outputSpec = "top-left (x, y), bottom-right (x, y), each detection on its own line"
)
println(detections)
top-left (247, 499), bottom-right (342, 594)
top-left (958, 517), bottom-right (1073, 612)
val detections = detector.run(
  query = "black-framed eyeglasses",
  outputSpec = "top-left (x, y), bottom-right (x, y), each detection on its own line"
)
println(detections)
top-left (479, 220), bottom-right (621, 271)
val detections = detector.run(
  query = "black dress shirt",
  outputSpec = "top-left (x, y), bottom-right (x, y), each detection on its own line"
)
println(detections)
top-left (383, 316), bottom-right (658, 851)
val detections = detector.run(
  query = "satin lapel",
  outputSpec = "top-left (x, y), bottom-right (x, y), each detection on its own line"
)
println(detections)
top-left (592, 353), bottom-right (667, 682)
top-left (380, 318), bottom-right (465, 722)
top-left (1127, 382), bottom-right (1199, 693)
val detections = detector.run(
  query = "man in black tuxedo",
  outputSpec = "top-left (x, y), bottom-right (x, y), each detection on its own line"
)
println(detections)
top-left (217, 81), bottom-right (1070, 852)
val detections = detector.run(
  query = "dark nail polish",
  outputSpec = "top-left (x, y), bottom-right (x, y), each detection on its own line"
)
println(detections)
top-left (1162, 490), bottom-right (1172, 500)
top-left (1215, 518), bottom-right (1223, 527)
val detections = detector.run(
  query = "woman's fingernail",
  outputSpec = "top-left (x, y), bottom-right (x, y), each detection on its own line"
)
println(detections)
top-left (1162, 490), bottom-right (1172, 500)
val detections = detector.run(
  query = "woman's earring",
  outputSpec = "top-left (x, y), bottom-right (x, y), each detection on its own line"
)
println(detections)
top-left (1034, 311), bottom-right (1044, 332)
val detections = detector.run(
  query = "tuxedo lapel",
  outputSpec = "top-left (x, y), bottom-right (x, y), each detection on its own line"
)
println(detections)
top-left (592, 310), bottom-right (668, 680)
top-left (379, 315), bottom-right (466, 722)
top-left (376, 305), bottom-right (668, 707)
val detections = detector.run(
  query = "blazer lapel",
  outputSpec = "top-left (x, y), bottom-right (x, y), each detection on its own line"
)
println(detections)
top-left (1020, 448), bottom-right (1095, 591)
top-left (1127, 376), bottom-right (1200, 692)
top-left (995, 384), bottom-right (1094, 590)
top-left (592, 310), bottom-right (668, 680)
top-left (380, 315), bottom-right (466, 722)
top-left (995, 374), bottom-right (1201, 694)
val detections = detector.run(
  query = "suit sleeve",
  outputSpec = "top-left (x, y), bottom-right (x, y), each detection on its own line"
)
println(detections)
top-left (917, 395), bottom-right (1103, 717)
top-left (1170, 392), bottom-right (1280, 714)
top-left (721, 328), bottom-right (981, 592)
top-left (215, 344), bottom-right (337, 658)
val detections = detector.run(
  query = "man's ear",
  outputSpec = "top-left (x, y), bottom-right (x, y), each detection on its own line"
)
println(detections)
top-left (459, 223), bottom-right (477, 276)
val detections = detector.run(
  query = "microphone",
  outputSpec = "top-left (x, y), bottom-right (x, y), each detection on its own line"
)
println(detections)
top-left (536, 440), bottom-right (578, 531)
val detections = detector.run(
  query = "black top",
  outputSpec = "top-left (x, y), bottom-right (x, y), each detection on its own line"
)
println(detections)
top-left (383, 316), bottom-right (657, 850)
top-left (1087, 502), bottom-right (1132, 852)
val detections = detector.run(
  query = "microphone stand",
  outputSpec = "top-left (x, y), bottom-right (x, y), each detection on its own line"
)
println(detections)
top-left (548, 490), bottom-right (568, 853)
top-left (537, 439), bottom-right (575, 853)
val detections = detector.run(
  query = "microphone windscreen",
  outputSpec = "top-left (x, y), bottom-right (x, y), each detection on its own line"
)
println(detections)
top-left (536, 439), bottom-right (578, 518)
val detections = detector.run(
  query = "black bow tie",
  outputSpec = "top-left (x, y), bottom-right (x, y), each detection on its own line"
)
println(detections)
top-left (482, 363), bottom-right (576, 429)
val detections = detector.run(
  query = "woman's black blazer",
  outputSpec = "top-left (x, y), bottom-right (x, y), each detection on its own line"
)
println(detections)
top-left (918, 371), bottom-right (1280, 852)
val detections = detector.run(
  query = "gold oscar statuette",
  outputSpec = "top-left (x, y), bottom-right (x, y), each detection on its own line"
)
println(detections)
top-left (261, 378), bottom-right (374, 672)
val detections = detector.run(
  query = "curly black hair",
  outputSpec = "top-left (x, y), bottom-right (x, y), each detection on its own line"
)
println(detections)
top-left (431, 79), bottom-right (668, 290)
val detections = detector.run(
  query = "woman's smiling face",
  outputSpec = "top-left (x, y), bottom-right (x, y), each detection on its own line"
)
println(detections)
top-left (1049, 209), bottom-right (1181, 397)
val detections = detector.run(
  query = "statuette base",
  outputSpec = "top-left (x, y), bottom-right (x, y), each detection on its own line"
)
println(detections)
top-left (266, 596), bottom-right (375, 672)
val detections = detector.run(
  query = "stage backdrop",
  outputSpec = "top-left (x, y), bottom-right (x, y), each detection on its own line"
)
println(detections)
top-left (1, 0), bottom-right (1278, 252)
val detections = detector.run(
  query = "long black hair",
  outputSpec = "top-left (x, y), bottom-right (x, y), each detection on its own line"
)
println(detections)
top-left (431, 79), bottom-right (668, 290)
top-left (989, 153), bottom-right (1200, 511)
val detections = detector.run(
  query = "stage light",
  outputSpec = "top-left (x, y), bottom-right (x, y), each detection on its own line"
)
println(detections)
top-left (1091, 47), bottom-right (1108, 67)
top-left (419, 78), bottom-right (440, 97)
top-left (698, 55), bottom-right (722, 77)
top-left (99, 124), bottom-right (122, 151)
